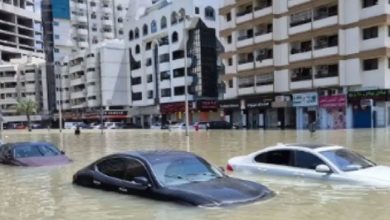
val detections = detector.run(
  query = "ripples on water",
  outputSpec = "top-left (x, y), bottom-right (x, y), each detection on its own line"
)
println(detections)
top-left (1, 129), bottom-right (390, 220)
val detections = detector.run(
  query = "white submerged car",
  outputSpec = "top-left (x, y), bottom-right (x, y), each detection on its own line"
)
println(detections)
top-left (227, 143), bottom-right (390, 187)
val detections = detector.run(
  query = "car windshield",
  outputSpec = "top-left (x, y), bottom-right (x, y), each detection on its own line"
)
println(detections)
top-left (150, 156), bottom-right (224, 186)
top-left (320, 149), bottom-right (376, 172)
top-left (14, 144), bottom-right (61, 159)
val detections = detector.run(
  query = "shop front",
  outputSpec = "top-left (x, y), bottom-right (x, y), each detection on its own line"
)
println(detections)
top-left (219, 99), bottom-right (242, 126)
top-left (272, 95), bottom-right (295, 129)
top-left (160, 100), bottom-right (219, 124)
top-left (347, 90), bottom-right (389, 128)
top-left (319, 95), bottom-right (347, 129)
top-left (293, 92), bottom-right (319, 129)
top-left (245, 96), bottom-right (273, 129)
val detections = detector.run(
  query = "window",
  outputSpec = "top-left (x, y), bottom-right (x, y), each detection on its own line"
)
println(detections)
top-left (54, 35), bottom-right (60, 39)
top-left (147, 75), bottom-right (153, 83)
top-left (228, 79), bottom-right (233, 88)
top-left (228, 58), bottom-right (233, 66)
top-left (227, 35), bottom-right (232, 44)
top-left (205, 6), bottom-right (215, 20)
top-left (151, 20), bottom-right (157, 33)
top-left (171, 12), bottom-right (178, 25)
top-left (195, 7), bottom-right (199, 14)
top-left (118, 17), bottom-right (123, 23)
top-left (294, 151), bottom-right (325, 170)
top-left (54, 48), bottom-right (60, 53)
top-left (174, 86), bottom-right (185, 96)
top-left (161, 16), bottom-right (167, 29)
top-left (226, 12), bottom-right (231, 21)
top-left (38, 145), bottom-right (60, 156)
top-left (135, 28), bottom-right (139, 39)
top-left (171, 32), bottom-right (178, 43)
top-left (254, 150), bottom-right (293, 166)
top-left (363, 58), bottom-right (378, 71)
top-left (362, 0), bottom-right (378, 8)
top-left (363, 26), bottom-right (378, 40)
top-left (135, 45), bottom-right (140, 54)
top-left (14, 145), bottom-right (42, 158)
top-left (161, 88), bottom-right (171, 97)
top-left (290, 10), bottom-right (312, 27)
top-left (143, 24), bottom-right (148, 36)
top-left (147, 90), bottom-right (153, 99)
top-left (123, 159), bottom-right (149, 182)
top-left (97, 158), bottom-right (125, 179)
top-left (53, 21), bottom-right (59, 26)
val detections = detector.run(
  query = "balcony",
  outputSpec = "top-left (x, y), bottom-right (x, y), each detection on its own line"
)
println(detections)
top-left (70, 76), bottom-right (85, 86)
top-left (72, 102), bottom-right (87, 109)
top-left (77, 28), bottom-right (88, 36)
top-left (69, 64), bottom-right (83, 73)
top-left (288, 0), bottom-right (310, 7)
top-left (236, 10), bottom-right (253, 24)
top-left (313, 46), bottom-right (338, 58)
top-left (24, 72), bottom-right (35, 81)
top-left (238, 61), bottom-right (254, 71)
top-left (103, 19), bottom-right (112, 26)
top-left (1, 87), bottom-right (17, 93)
top-left (86, 72), bottom-right (97, 82)
top-left (25, 84), bottom-right (35, 92)
top-left (255, 84), bottom-right (273, 94)
top-left (237, 36), bottom-right (253, 48)
top-left (239, 86), bottom-right (255, 96)
top-left (103, 7), bottom-right (112, 14)
top-left (77, 15), bottom-right (88, 23)
top-left (255, 58), bottom-right (273, 68)
top-left (290, 80), bottom-right (312, 90)
top-left (289, 22), bottom-right (311, 35)
top-left (87, 99), bottom-right (100, 107)
top-left (314, 76), bottom-right (338, 87)
top-left (254, 32), bottom-right (272, 44)
top-left (313, 16), bottom-right (338, 29)
top-left (159, 44), bottom-right (169, 54)
top-left (290, 51), bottom-right (311, 62)
top-left (71, 90), bottom-right (87, 99)
top-left (254, 6), bottom-right (272, 18)
top-left (0, 77), bottom-right (16, 83)
top-left (104, 32), bottom-right (114, 38)
top-left (78, 41), bottom-right (88, 48)
top-left (87, 86), bottom-right (99, 95)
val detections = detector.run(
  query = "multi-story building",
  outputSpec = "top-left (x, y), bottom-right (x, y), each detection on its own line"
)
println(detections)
top-left (219, 0), bottom-right (390, 129)
top-left (42, 0), bottom-right (130, 114)
top-left (0, 0), bottom-right (43, 61)
top-left (126, 0), bottom-right (222, 127)
top-left (57, 40), bottom-right (129, 122)
top-left (0, 56), bottom-right (48, 124)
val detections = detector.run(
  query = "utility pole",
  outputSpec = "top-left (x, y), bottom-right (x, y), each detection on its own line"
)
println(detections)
top-left (182, 14), bottom-right (190, 137)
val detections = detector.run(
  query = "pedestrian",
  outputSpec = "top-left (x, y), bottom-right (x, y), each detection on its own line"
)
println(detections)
top-left (75, 125), bottom-right (81, 135)
top-left (309, 121), bottom-right (316, 134)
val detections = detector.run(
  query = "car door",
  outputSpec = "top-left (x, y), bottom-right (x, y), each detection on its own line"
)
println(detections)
top-left (120, 158), bottom-right (152, 194)
top-left (253, 150), bottom-right (298, 177)
top-left (292, 150), bottom-right (332, 180)
top-left (94, 158), bottom-right (126, 190)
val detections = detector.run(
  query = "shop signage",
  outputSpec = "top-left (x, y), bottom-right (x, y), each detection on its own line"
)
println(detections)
top-left (160, 102), bottom-right (195, 114)
top-left (348, 90), bottom-right (389, 103)
top-left (319, 95), bottom-right (346, 108)
top-left (293, 92), bottom-right (318, 107)
top-left (219, 99), bottom-right (240, 109)
top-left (197, 100), bottom-right (218, 111)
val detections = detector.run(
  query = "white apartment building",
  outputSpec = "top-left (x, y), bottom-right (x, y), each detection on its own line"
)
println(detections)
top-left (42, 0), bottom-right (130, 113)
top-left (219, 0), bottom-right (390, 129)
top-left (0, 0), bottom-right (43, 61)
top-left (126, 0), bottom-right (222, 127)
top-left (57, 40), bottom-right (129, 122)
top-left (0, 56), bottom-right (48, 124)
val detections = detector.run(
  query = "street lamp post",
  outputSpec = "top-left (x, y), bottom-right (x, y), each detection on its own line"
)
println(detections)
top-left (58, 66), bottom-right (63, 133)
top-left (181, 13), bottom-right (190, 137)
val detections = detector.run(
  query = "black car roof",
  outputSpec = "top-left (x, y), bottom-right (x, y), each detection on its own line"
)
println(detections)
top-left (120, 150), bottom-right (199, 164)
top-left (284, 143), bottom-right (334, 149)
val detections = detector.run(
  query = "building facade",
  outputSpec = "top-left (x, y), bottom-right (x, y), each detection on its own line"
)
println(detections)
top-left (57, 40), bottom-right (129, 122)
top-left (126, 0), bottom-right (222, 127)
top-left (219, 0), bottom-right (390, 129)
top-left (0, 0), bottom-right (43, 61)
top-left (0, 56), bottom-right (48, 124)
top-left (42, 0), bottom-right (130, 113)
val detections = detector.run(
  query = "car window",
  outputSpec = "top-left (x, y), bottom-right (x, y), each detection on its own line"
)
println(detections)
top-left (122, 158), bottom-right (149, 182)
top-left (320, 149), bottom-right (375, 172)
top-left (254, 150), bottom-right (293, 166)
top-left (97, 158), bottom-right (126, 179)
top-left (14, 145), bottom-right (43, 158)
top-left (294, 151), bottom-right (325, 170)
top-left (38, 145), bottom-right (60, 156)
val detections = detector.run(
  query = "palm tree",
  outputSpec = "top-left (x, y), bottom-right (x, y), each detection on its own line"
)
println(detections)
top-left (16, 99), bottom-right (37, 132)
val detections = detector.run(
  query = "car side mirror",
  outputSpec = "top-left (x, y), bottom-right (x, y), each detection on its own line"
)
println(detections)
top-left (133, 176), bottom-right (151, 188)
top-left (315, 164), bottom-right (331, 174)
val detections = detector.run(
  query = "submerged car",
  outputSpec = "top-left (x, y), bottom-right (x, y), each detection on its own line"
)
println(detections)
top-left (73, 151), bottom-right (274, 207)
top-left (0, 142), bottom-right (71, 167)
top-left (228, 143), bottom-right (390, 187)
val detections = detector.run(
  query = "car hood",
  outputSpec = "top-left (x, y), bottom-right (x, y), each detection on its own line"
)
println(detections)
top-left (15, 155), bottom-right (72, 167)
top-left (346, 166), bottom-right (390, 185)
top-left (167, 177), bottom-right (273, 207)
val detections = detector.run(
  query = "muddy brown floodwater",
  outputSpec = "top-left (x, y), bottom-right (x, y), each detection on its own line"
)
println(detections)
top-left (1, 129), bottom-right (390, 220)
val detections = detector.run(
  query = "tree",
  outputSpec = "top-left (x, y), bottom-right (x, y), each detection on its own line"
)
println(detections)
top-left (16, 99), bottom-right (37, 132)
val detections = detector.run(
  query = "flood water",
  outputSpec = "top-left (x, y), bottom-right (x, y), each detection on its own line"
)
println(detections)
top-left (1, 129), bottom-right (390, 220)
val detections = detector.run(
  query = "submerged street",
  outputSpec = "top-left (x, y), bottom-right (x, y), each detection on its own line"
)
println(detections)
top-left (1, 129), bottom-right (390, 219)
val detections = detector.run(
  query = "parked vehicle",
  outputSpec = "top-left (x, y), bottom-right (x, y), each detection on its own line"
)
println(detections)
top-left (228, 143), bottom-right (390, 187)
top-left (207, 121), bottom-right (233, 129)
top-left (73, 150), bottom-right (274, 207)
top-left (0, 142), bottom-right (71, 167)
top-left (193, 121), bottom-right (208, 130)
top-left (169, 122), bottom-right (187, 131)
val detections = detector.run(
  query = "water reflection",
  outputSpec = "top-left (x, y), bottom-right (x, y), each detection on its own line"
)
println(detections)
top-left (1, 129), bottom-right (390, 219)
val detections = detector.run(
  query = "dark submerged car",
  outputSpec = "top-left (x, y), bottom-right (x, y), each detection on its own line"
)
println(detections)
top-left (73, 151), bottom-right (274, 207)
top-left (0, 142), bottom-right (71, 167)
